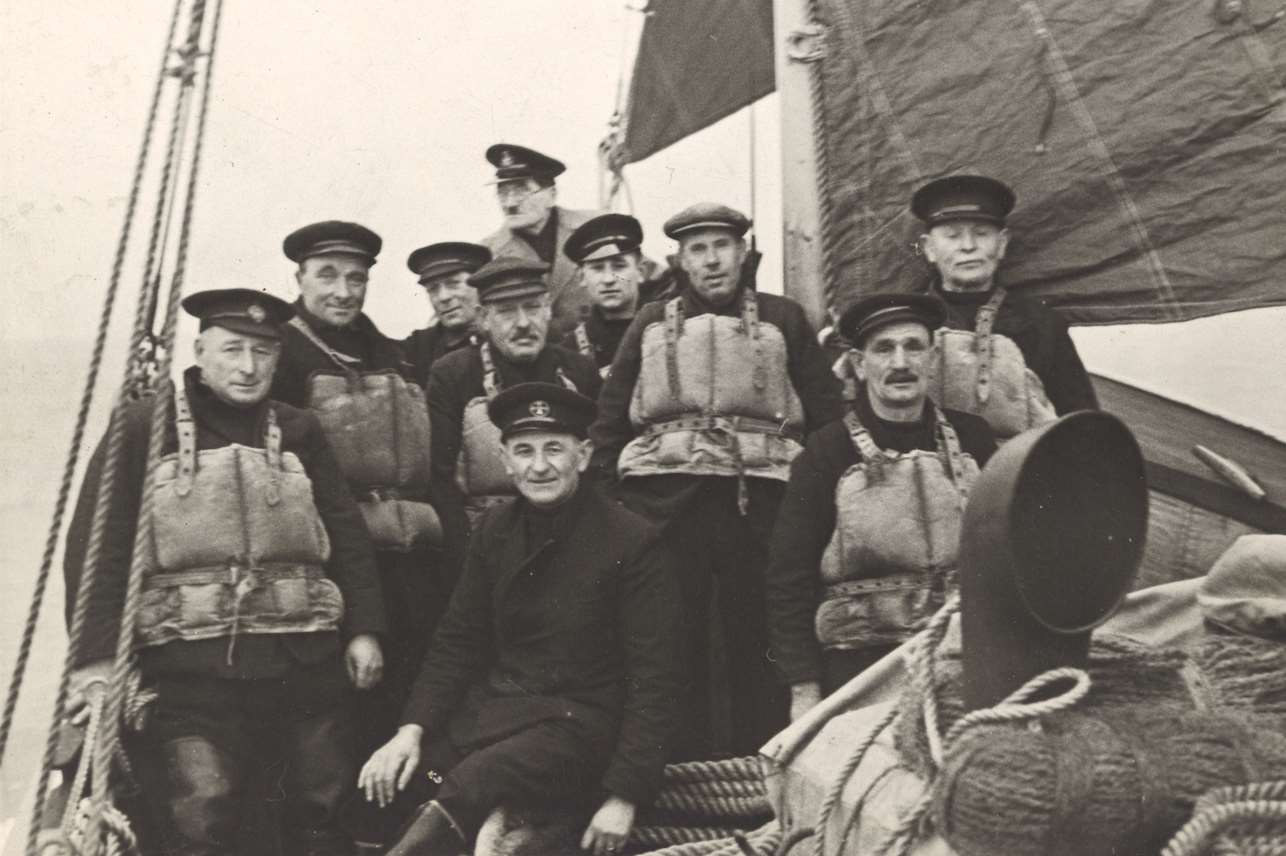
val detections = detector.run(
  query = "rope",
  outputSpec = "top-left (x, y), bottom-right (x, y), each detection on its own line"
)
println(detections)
top-left (1162, 781), bottom-right (1286, 856)
top-left (653, 791), bottom-right (771, 820)
top-left (632, 826), bottom-right (745, 849)
top-left (802, 0), bottom-right (839, 313)
top-left (663, 757), bottom-right (764, 785)
top-left (663, 779), bottom-right (767, 801)
top-left (0, 0), bottom-right (185, 777)
top-left (635, 821), bottom-right (781, 856)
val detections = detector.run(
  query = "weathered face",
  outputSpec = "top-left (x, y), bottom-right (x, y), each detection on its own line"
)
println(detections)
top-left (423, 270), bottom-right (479, 331)
top-left (501, 430), bottom-right (591, 508)
top-left (678, 228), bottom-right (747, 308)
top-left (478, 294), bottom-right (551, 363)
top-left (919, 220), bottom-right (1009, 293)
top-left (295, 253), bottom-right (371, 326)
top-left (852, 320), bottom-right (933, 412)
top-left (582, 252), bottom-right (643, 317)
top-left (194, 325), bottom-right (281, 407)
top-left (496, 178), bottom-right (555, 233)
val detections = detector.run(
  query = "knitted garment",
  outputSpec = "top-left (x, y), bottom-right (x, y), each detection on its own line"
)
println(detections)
top-left (892, 633), bottom-right (1286, 856)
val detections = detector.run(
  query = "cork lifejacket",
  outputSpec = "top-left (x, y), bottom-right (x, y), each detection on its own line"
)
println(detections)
top-left (619, 292), bottom-right (806, 508)
top-left (138, 385), bottom-right (342, 655)
top-left (814, 408), bottom-right (978, 651)
top-left (455, 341), bottom-right (581, 521)
top-left (928, 288), bottom-right (1057, 440)
top-left (291, 317), bottom-right (440, 551)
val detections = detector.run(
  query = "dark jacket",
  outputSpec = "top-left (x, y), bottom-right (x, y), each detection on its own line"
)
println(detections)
top-left (426, 342), bottom-right (602, 568)
top-left (401, 324), bottom-right (479, 390)
top-left (559, 308), bottom-right (635, 373)
top-left (764, 390), bottom-right (995, 685)
top-left (401, 483), bottom-right (681, 805)
top-left (590, 272), bottom-right (845, 518)
top-left (63, 368), bottom-right (385, 679)
top-left (270, 302), bottom-right (414, 409)
top-left (937, 286), bottom-right (1099, 416)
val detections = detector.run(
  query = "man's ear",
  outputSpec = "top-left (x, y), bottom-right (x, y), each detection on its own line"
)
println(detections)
top-left (850, 349), bottom-right (868, 383)
top-left (576, 438), bottom-right (594, 473)
top-left (917, 233), bottom-right (936, 264)
top-left (499, 442), bottom-right (516, 478)
top-left (995, 228), bottom-right (1010, 261)
top-left (192, 332), bottom-right (205, 359)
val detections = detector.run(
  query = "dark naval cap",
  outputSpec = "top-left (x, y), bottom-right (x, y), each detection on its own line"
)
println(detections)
top-left (283, 220), bottom-right (382, 265)
top-left (911, 175), bottom-right (1015, 228)
top-left (488, 382), bottom-right (597, 441)
top-left (663, 202), bottom-right (751, 240)
top-left (486, 143), bottom-right (566, 183)
top-left (564, 213), bottom-right (644, 264)
top-left (407, 242), bottom-right (492, 284)
top-left (182, 288), bottom-right (294, 340)
top-left (838, 292), bottom-right (947, 347)
top-left (468, 256), bottom-right (550, 303)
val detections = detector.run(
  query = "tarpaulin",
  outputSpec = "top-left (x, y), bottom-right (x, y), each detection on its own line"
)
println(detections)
top-left (620, 0), bottom-right (774, 165)
top-left (812, 0), bottom-right (1286, 323)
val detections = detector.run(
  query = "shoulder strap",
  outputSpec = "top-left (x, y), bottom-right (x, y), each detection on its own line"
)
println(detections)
top-left (743, 290), bottom-right (768, 392)
top-left (664, 297), bottom-right (683, 399)
top-left (288, 316), bottom-right (362, 373)
top-left (480, 341), bottom-right (501, 400)
top-left (844, 409), bottom-right (888, 483)
top-left (573, 321), bottom-right (593, 357)
top-left (555, 366), bottom-right (580, 392)
top-left (262, 406), bottom-right (283, 506)
top-left (971, 287), bottom-right (1007, 406)
top-left (173, 382), bottom-right (197, 497)
top-left (933, 407), bottom-right (970, 507)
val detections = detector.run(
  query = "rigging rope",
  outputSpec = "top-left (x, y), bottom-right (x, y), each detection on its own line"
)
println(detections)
top-left (0, 0), bottom-right (185, 774)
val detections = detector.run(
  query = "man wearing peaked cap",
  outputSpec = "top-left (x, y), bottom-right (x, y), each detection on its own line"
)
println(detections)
top-left (560, 213), bottom-right (668, 377)
top-left (401, 242), bottom-right (492, 388)
top-left (479, 143), bottom-right (607, 339)
top-left (591, 200), bottom-right (844, 758)
top-left (767, 288), bottom-right (996, 720)
top-left (360, 380), bottom-right (680, 856)
top-left (911, 174), bottom-right (1097, 440)
top-left (63, 287), bottom-right (386, 855)
top-left (424, 255), bottom-right (600, 589)
top-left (272, 220), bottom-right (453, 825)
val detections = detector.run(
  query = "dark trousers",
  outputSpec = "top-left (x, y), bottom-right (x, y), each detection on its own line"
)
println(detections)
top-left (665, 480), bottom-right (789, 758)
top-left (137, 659), bottom-right (356, 856)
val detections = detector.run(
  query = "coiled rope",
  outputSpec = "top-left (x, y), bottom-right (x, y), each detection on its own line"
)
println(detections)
top-left (632, 757), bottom-right (776, 855)
top-left (1162, 780), bottom-right (1286, 856)
top-left (634, 821), bottom-right (781, 856)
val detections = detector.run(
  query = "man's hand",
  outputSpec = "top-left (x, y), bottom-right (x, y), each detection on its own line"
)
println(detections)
top-left (790, 681), bottom-right (822, 722)
top-left (580, 795), bottom-right (635, 856)
top-left (357, 724), bottom-right (423, 808)
top-left (345, 633), bottom-right (383, 689)
top-left (66, 659), bottom-right (113, 728)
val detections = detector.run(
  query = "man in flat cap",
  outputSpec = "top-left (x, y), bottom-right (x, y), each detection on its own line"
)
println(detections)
top-left (560, 212), bottom-right (669, 377)
top-left (766, 290), bottom-right (996, 720)
top-left (592, 202), bottom-right (844, 757)
top-left (426, 256), bottom-right (600, 571)
top-left (911, 174), bottom-right (1097, 440)
top-left (359, 382), bottom-right (680, 856)
top-left (400, 242), bottom-right (491, 388)
top-left (478, 143), bottom-right (606, 339)
top-left (272, 220), bottom-right (448, 788)
top-left (63, 289), bottom-right (385, 856)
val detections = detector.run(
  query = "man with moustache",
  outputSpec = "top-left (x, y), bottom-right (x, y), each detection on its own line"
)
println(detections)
top-left (63, 289), bottom-right (385, 856)
top-left (911, 175), bottom-right (1098, 440)
top-left (591, 203), bottom-right (845, 757)
top-left (559, 213), bottom-right (660, 377)
top-left (426, 256), bottom-right (600, 569)
top-left (400, 242), bottom-right (491, 388)
top-left (765, 292), bottom-right (996, 721)
top-left (271, 221), bottom-right (447, 783)
top-left (478, 144), bottom-right (603, 338)
top-left (359, 382), bottom-right (679, 856)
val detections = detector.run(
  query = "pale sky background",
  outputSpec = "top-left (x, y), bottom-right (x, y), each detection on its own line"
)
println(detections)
top-left (1, 0), bottom-right (1284, 839)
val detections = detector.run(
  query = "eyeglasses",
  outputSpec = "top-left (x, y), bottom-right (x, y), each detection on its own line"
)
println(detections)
top-left (495, 182), bottom-right (544, 203)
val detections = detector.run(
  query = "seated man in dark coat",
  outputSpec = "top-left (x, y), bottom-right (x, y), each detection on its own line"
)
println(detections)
top-left (766, 292), bottom-right (997, 721)
top-left (358, 383), bottom-right (681, 856)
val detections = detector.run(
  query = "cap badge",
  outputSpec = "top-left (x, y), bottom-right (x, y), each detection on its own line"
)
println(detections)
top-left (528, 400), bottom-right (551, 418)
top-left (247, 304), bottom-right (267, 323)
top-left (500, 150), bottom-right (515, 167)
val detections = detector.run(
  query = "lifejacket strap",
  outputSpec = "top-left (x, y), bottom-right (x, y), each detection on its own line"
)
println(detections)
top-left (934, 410), bottom-right (971, 508)
top-left (174, 383), bottom-right (198, 497)
top-left (574, 322), bottom-right (592, 358)
top-left (264, 407), bottom-right (283, 506)
top-left (971, 287), bottom-right (1008, 406)
top-left (288, 316), bottom-right (364, 385)
top-left (555, 367), bottom-right (580, 393)
top-left (743, 291), bottom-right (768, 393)
top-left (845, 410), bottom-right (888, 484)
top-left (664, 298), bottom-right (683, 400)
top-left (479, 341), bottom-right (500, 400)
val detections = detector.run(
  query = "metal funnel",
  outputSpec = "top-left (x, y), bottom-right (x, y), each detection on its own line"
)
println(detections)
top-left (960, 411), bottom-right (1148, 710)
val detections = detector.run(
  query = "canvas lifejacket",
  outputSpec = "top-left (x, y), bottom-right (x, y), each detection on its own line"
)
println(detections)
top-left (574, 321), bottom-right (612, 378)
top-left (455, 341), bottom-right (581, 521)
top-left (815, 407), bottom-right (978, 652)
top-left (291, 317), bottom-right (440, 551)
top-left (928, 287), bottom-right (1057, 440)
top-left (619, 292), bottom-right (806, 512)
top-left (138, 385), bottom-right (342, 658)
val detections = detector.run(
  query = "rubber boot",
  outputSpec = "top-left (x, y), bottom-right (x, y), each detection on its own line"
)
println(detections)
top-left (384, 801), bottom-right (465, 856)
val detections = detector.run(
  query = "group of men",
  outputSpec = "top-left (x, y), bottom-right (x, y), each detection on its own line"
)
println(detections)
top-left (62, 140), bottom-right (1097, 856)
